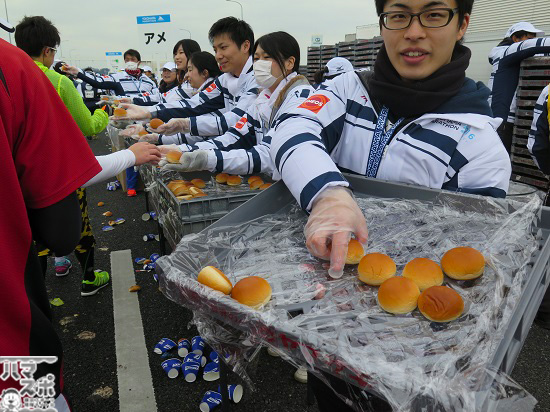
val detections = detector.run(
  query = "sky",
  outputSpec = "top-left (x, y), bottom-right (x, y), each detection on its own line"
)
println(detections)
top-left (2, 0), bottom-right (380, 70)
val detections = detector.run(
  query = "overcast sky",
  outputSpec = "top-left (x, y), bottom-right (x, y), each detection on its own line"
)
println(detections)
top-left (2, 0), bottom-right (380, 69)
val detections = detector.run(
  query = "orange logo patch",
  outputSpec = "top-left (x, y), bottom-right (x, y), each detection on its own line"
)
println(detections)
top-left (205, 83), bottom-right (217, 93)
top-left (298, 95), bottom-right (330, 114)
top-left (235, 116), bottom-right (247, 130)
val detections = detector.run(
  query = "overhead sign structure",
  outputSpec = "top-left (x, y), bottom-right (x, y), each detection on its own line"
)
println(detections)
top-left (136, 14), bottom-right (173, 57)
top-left (105, 51), bottom-right (123, 71)
top-left (311, 35), bottom-right (323, 47)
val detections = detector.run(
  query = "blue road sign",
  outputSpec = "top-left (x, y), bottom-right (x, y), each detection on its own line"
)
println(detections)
top-left (136, 15), bottom-right (171, 24)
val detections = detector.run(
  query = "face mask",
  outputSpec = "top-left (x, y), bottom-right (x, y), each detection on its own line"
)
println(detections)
top-left (253, 60), bottom-right (282, 89)
top-left (125, 61), bottom-right (138, 70)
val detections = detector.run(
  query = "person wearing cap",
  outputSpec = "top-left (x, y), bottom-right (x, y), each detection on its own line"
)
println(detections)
top-left (313, 56), bottom-right (354, 86)
top-left (488, 21), bottom-right (550, 154)
top-left (142, 65), bottom-right (158, 87)
top-left (159, 62), bottom-right (178, 93)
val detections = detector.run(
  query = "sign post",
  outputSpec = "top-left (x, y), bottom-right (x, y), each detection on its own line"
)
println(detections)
top-left (136, 14), bottom-right (172, 68)
top-left (105, 51), bottom-right (123, 72)
top-left (311, 35), bottom-right (323, 47)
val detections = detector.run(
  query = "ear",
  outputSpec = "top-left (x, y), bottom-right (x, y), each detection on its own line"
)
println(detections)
top-left (456, 14), bottom-right (470, 42)
top-left (285, 56), bottom-right (296, 73)
top-left (241, 40), bottom-right (250, 54)
top-left (201, 69), bottom-right (209, 78)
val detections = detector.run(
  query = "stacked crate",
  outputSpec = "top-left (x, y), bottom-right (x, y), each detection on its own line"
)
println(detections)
top-left (511, 57), bottom-right (550, 190)
top-left (306, 47), bottom-right (321, 83)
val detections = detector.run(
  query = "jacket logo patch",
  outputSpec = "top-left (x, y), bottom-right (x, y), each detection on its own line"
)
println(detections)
top-left (235, 116), bottom-right (247, 129)
top-left (205, 83), bottom-right (217, 93)
top-left (298, 95), bottom-right (330, 114)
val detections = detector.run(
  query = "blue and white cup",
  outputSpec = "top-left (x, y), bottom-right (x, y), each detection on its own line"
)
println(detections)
top-left (135, 257), bottom-right (147, 265)
top-left (192, 336), bottom-right (205, 355)
top-left (107, 182), bottom-right (116, 191)
top-left (144, 263), bottom-right (156, 271)
top-left (177, 338), bottom-right (191, 357)
top-left (217, 384), bottom-right (244, 403)
top-left (183, 355), bottom-right (201, 382)
top-left (154, 338), bottom-right (176, 355)
top-left (199, 391), bottom-right (222, 412)
top-left (114, 180), bottom-right (121, 188)
top-left (153, 273), bottom-right (159, 283)
top-left (150, 253), bottom-right (160, 262)
top-left (203, 361), bottom-right (220, 382)
top-left (209, 351), bottom-right (219, 363)
top-left (161, 358), bottom-right (182, 379)
top-left (143, 234), bottom-right (159, 242)
top-left (185, 352), bottom-right (206, 367)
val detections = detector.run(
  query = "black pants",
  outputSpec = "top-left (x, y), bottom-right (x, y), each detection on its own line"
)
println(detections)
top-left (497, 121), bottom-right (514, 155)
top-left (310, 372), bottom-right (392, 412)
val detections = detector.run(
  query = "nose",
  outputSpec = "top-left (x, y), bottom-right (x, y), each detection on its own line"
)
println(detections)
top-left (403, 16), bottom-right (427, 41)
top-left (215, 51), bottom-right (224, 61)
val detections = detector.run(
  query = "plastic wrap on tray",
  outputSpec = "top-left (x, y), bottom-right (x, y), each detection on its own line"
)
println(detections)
top-left (157, 191), bottom-right (542, 411)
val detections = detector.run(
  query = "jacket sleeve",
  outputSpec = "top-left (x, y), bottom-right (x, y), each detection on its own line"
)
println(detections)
top-left (528, 86), bottom-right (550, 174)
top-left (61, 76), bottom-right (109, 136)
top-left (270, 85), bottom-right (349, 211)
top-left (182, 115), bottom-right (254, 151)
top-left (210, 142), bottom-right (273, 175)
top-left (77, 71), bottom-right (124, 95)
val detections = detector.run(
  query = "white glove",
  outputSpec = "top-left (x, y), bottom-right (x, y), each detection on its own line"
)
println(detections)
top-left (138, 133), bottom-right (160, 143)
top-left (158, 144), bottom-right (181, 156)
top-left (304, 186), bottom-right (368, 279)
top-left (153, 118), bottom-right (190, 135)
top-left (119, 124), bottom-right (145, 138)
top-left (113, 103), bottom-right (152, 121)
top-left (161, 150), bottom-right (212, 172)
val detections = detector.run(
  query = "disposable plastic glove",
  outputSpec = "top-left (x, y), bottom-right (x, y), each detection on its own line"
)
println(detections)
top-left (304, 186), bottom-right (368, 279)
top-left (138, 133), bottom-right (160, 143)
top-left (152, 118), bottom-right (190, 135)
top-left (119, 124), bottom-right (145, 138)
top-left (161, 150), bottom-right (212, 172)
top-left (115, 103), bottom-right (152, 120)
top-left (63, 65), bottom-right (79, 76)
top-left (158, 144), bottom-right (181, 156)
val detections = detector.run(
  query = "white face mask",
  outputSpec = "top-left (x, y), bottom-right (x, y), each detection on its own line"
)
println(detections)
top-left (253, 60), bottom-right (282, 89)
top-left (125, 61), bottom-right (139, 70)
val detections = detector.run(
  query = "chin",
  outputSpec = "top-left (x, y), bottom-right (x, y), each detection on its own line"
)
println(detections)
top-left (397, 67), bottom-right (437, 82)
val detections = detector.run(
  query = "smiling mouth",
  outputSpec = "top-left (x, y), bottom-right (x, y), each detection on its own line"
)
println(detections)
top-left (402, 51), bottom-right (428, 57)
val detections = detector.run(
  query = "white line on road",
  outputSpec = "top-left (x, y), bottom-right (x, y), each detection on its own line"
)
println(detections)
top-left (111, 249), bottom-right (157, 412)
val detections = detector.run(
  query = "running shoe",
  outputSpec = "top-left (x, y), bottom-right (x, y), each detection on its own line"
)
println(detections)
top-left (81, 270), bottom-right (110, 296)
top-left (54, 258), bottom-right (72, 277)
top-left (127, 189), bottom-right (137, 197)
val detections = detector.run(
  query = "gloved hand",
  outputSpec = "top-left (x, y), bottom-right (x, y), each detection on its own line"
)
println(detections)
top-left (161, 150), bottom-right (212, 172)
top-left (138, 133), bottom-right (160, 143)
top-left (119, 124), bottom-right (145, 138)
top-left (114, 103), bottom-right (152, 121)
top-left (128, 142), bottom-right (162, 166)
top-left (63, 65), bottom-right (79, 76)
top-left (118, 97), bottom-right (133, 104)
top-left (304, 186), bottom-right (368, 279)
top-left (152, 118), bottom-right (190, 135)
top-left (158, 144), bottom-right (181, 156)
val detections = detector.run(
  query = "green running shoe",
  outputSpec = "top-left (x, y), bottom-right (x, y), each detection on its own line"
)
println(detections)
top-left (81, 270), bottom-right (110, 296)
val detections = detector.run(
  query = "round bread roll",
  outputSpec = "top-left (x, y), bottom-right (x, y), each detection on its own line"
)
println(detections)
top-left (231, 276), bottom-right (272, 309)
top-left (197, 266), bottom-right (232, 295)
top-left (249, 179), bottom-right (264, 190)
top-left (216, 173), bottom-right (229, 184)
top-left (113, 107), bottom-right (127, 117)
top-left (345, 239), bottom-right (365, 264)
top-left (358, 253), bottom-right (396, 286)
top-left (402, 258), bottom-right (444, 291)
top-left (441, 247), bottom-right (485, 280)
top-left (248, 176), bottom-right (262, 184)
top-left (189, 186), bottom-right (204, 195)
top-left (226, 175), bottom-right (242, 186)
top-left (418, 286), bottom-right (464, 322)
top-left (173, 185), bottom-right (191, 196)
top-left (167, 181), bottom-right (182, 191)
top-left (149, 118), bottom-right (164, 129)
top-left (166, 151), bottom-right (182, 164)
top-left (138, 130), bottom-right (148, 136)
top-left (259, 183), bottom-right (272, 190)
top-left (191, 178), bottom-right (206, 189)
top-left (377, 277), bottom-right (420, 314)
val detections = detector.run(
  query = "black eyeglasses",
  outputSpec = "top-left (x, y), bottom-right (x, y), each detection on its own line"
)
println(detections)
top-left (380, 8), bottom-right (459, 30)
top-left (48, 46), bottom-right (57, 53)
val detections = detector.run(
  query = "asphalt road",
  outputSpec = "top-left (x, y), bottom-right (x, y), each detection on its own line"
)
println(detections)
top-left (44, 132), bottom-right (550, 412)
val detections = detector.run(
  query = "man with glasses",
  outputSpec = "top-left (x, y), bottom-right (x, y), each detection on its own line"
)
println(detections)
top-left (270, 1), bottom-right (509, 407)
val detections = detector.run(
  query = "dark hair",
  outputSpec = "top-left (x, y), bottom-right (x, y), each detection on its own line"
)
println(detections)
top-left (15, 16), bottom-right (60, 57)
top-left (374, 0), bottom-right (474, 26)
top-left (52, 61), bottom-right (66, 74)
top-left (208, 17), bottom-right (254, 55)
top-left (188, 51), bottom-right (222, 79)
top-left (172, 39), bottom-right (201, 59)
top-left (83, 67), bottom-right (94, 72)
top-left (252, 31), bottom-right (300, 77)
top-left (124, 49), bottom-right (141, 62)
top-left (313, 66), bottom-right (330, 84)
top-left (511, 30), bottom-right (531, 40)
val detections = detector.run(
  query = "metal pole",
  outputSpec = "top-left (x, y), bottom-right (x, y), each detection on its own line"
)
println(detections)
top-left (3, 0), bottom-right (10, 43)
top-left (225, 0), bottom-right (243, 20)
top-left (178, 28), bottom-right (192, 39)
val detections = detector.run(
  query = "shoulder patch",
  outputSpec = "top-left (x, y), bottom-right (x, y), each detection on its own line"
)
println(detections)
top-left (298, 94), bottom-right (330, 114)
top-left (205, 83), bottom-right (217, 93)
top-left (235, 116), bottom-right (247, 130)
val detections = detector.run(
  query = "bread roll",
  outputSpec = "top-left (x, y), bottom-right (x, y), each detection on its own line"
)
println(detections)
top-left (197, 266), bottom-right (232, 295)
top-left (138, 130), bottom-right (148, 136)
top-left (418, 286), bottom-right (464, 322)
top-left (441, 247), bottom-right (485, 280)
top-left (226, 175), bottom-right (242, 186)
top-left (113, 107), bottom-right (127, 117)
top-left (248, 176), bottom-right (262, 184)
top-left (402, 258), bottom-right (444, 291)
top-left (358, 253), bottom-right (396, 286)
top-left (177, 195), bottom-right (193, 201)
top-left (231, 276), bottom-right (272, 309)
top-left (173, 185), bottom-right (191, 196)
top-left (377, 277), bottom-right (420, 314)
top-left (191, 178), bottom-right (206, 189)
top-left (149, 118), bottom-right (164, 129)
top-left (193, 193), bottom-right (208, 198)
top-left (216, 173), bottom-right (229, 184)
top-left (166, 151), bottom-right (182, 164)
top-left (344, 239), bottom-right (365, 264)
top-left (259, 183), bottom-right (272, 190)
top-left (189, 186), bottom-right (204, 195)
top-left (249, 179), bottom-right (264, 190)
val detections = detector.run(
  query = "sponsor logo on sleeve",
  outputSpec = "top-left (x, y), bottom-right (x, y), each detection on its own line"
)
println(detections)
top-left (205, 83), bottom-right (217, 93)
top-left (235, 116), bottom-right (247, 129)
top-left (298, 94), bottom-right (330, 114)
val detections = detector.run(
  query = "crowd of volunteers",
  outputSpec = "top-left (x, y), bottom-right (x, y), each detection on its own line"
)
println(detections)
top-left (3, 0), bottom-right (550, 409)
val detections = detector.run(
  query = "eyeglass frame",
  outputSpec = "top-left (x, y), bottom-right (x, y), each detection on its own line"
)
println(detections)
top-left (47, 46), bottom-right (57, 53)
top-left (379, 8), bottom-right (460, 30)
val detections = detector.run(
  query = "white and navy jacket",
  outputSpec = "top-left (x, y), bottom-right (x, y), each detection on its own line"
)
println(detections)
top-left (148, 56), bottom-right (259, 138)
top-left (78, 69), bottom-right (159, 97)
top-left (527, 85), bottom-right (550, 174)
top-left (488, 37), bottom-right (550, 124)
top-left (132, 80), bottom-right (199, 105)
top-left (271, 71), bottom-right (511, 211)
top-left (177, 73), bottom-right (311, 175)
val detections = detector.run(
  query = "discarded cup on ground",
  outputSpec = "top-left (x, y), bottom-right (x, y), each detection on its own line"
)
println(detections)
top-left (150, 253), bottom-right (160, 262)
top-left (217, 384), bottom-right (244, 403)
top-left (185, 352), bottom-right (206, 367)
top-left (144, 263), bottom-right (156, 271)
top-left (106, 182), bottom-right (116, 191)
top-left (154, 338), bottom-right (176, 355)
top-left (209, 351), bottom-right (219, 363)
top-left (115, 218), bottom-right (125, 225)
top-left (192, 336), bottom-right (205, 356)
top-left (153, 273), bottom-right (159, 282)
top-left (161, 358), bottom-right (182, 379)
top-left (141, 211), bottom-right (158, 221)
top-left (114, 180), bottom-right (121, 188)
top-left (135, 257), bottom-right (147, 265)
top-left (102, 225), bottom-right (115, 232)
top-left (199, 391), bottom-right (222, 412)
top-left (203, 361), bottom-right (220, 381)
top-left (183, 355), bottom-right (201, 382)
top-left (143, 234), bottom-right (159, 242)
top-left (177, 338), bottom-right (191, 357)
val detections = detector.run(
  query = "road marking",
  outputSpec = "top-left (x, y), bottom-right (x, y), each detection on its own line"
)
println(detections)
top-left (111, 249), bottom-right (157, 412)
